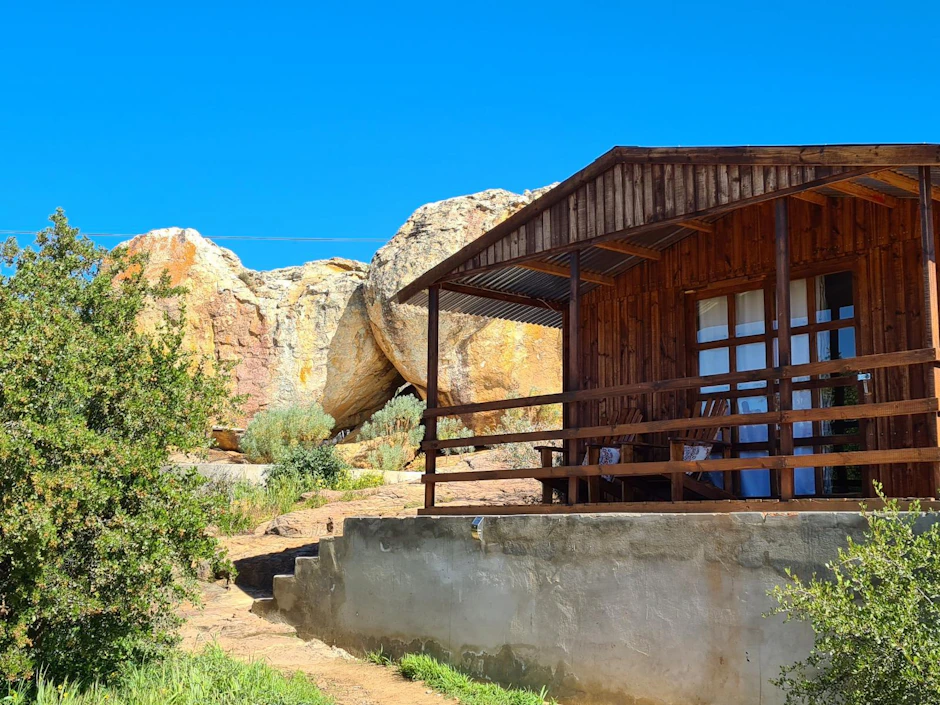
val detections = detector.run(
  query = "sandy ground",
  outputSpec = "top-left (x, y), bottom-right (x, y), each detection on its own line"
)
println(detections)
top-left (180, 456), bottom-right (543, 704)
top-left (179, 583), bottom-right (448, 705)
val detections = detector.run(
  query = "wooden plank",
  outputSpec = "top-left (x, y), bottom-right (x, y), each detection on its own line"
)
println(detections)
top-left (424, 347), bottom-right (940, 418)
top-left (439, 282), bottom-right (564, 311)
top-left (418, 496), bottom-right (940, 517)
top-left (424, 397), bottom-right (940, 451)
top-left (593, 240), bottom-right (662, 259)
top-left (920, 166), bottom-right (940, 495)
top-left (613, 145), bottom-right (940, 166)
top-left (430, 168), bottom-right (884, 287)
top-left (518, 260), bottom-right (615, 286)
top-left (776, 198), bottom-right (794, 500)
top-left (567, 250), bottom-right (581, 503)
top-left (681, 219), bottom-right (715, 234)
top-left (828, 181), bottom-right (898, 208)
top-left (870, 169), bottom-right (940, 201)
top-left (791, 190), bottom-right (828, 207)
top-left (422, 447), bottom-right (940, 483)
top-left (424, 286), bottom-right (440, 509)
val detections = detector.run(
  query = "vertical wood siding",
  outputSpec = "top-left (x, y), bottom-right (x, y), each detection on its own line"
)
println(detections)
top-left (459, 164), bottom-right (852, 273)
top-left (577, 197), bottom-right (940, 497)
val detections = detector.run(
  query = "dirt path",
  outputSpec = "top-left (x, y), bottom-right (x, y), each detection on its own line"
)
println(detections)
top-left (180, 582), bottom-right (445, 705)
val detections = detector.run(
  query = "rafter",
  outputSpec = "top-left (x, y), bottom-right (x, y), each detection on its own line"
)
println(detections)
top-left (791, 190), bottom-right (828, 207)
top-left (593, 240), bottom-right (661, 260)
top-left (868, 169), bottom-right (940, 202)
top-left (518, 261), bottom-right (615, 286)
top-left (680, 219), bottom-right (714, 234)
top-left (826, 181), bottom-right (897, 208)
top-left (440, 282), bottom-right (564, 311)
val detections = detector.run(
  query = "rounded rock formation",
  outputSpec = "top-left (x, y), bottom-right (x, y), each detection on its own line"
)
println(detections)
top-left (124, 228), bottom-right (402, 428)
top-left (364, 189), bottom-right (562, 429)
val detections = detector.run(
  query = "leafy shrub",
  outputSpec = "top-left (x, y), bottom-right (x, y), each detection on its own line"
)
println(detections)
top-left (0, 211), bottom-right (235, 683)
top-left (2, 644), bottom-right (331, 704)
top-left (769, 487), bottom-right (940, 704)
top-left (360, 393), bottom-right (425, 445)
top-left (438, 416), bottom-right (474, 455)
top-left (492, 406), bottom-right (560, 470)
top-left (241, 403), bottom-right (335, 463)
top-left (210, 478), bottom-right (305, 535)
top-left (269, 444), bottom-right (348, 490)
top-left (366, 439), bottom-right (415, 473)
top-left (333, 471), bottom-right (385, 491)
top-left (360, 393), bottom-right (426, 473)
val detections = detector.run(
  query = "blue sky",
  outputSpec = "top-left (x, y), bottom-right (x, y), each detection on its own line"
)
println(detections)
top-left (1, 1), bottom-right (938, 271)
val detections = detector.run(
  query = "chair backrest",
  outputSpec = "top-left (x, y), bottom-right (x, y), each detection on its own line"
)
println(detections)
top-left (689, 398), bottom-right (729, 442)
top-left (599, 406), bottom-right (643, 446)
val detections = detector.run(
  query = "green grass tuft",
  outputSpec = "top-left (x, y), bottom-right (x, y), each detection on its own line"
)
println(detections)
top-left (3, 645), bottom-right (332, 705)
top-left (397, 653), bottom-right (553, 705)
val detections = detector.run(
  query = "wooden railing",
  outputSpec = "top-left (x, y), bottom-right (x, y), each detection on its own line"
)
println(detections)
top-left (421, 348), bottom-right (940, 452)
top-left (422, 347), bottom-right (940, 421)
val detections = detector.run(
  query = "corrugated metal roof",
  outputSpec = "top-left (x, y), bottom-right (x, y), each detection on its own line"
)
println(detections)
top-left (401, 166), bottom-right (940, 328)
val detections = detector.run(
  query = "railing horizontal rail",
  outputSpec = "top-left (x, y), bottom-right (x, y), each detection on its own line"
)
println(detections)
top-left (422, 397), bottom-right (940, 451)
top-left (423, 347), bottom-right (940, 419)
top-left (421, 447), bottom-right (940, 483)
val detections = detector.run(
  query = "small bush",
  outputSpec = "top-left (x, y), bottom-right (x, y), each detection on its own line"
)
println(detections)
top-left (269, 444), bottom-right (348, 489)
top-left (365, 439), bottom-right (415, 473)
top-left (438, 416), bottom-right (474, 455)
top-left (3, 644), bottom-right (331, 704)
top-left (210, 478), bottom-right (303, 535)
top-left (333, 472), bottom-right (385, 491)
top-left (241, 403), bottom-right (335, 463)
top-left (769, 486), bottom-right (940, 704)
top-left (360, 394), bottom-right (425, 445)
top-left (492, 407), bottom-right (559, 470)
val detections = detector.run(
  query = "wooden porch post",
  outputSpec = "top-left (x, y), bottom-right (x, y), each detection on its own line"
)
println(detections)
top-left (775, 198), bottom-right (795, 500)
top-left (566, 251), bottom-right (581, 504)
top-left (424, 285), bottom-right (440, 510)
top-left (918, 167), bottom-right (940, 496)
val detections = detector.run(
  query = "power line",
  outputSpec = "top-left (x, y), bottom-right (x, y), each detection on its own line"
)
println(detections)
top-left (0, 230), bottom-right (387, 243)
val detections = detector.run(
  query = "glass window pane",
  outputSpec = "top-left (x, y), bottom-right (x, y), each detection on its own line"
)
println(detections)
top-left (699, 347), bottom-right (730, 393)
top-left (817, 327), bottom-right (856, 363)
top-left (791, 279), bottom-right (809, 327)
top-left (737, 396), bottom-right (768, 444)
top-left (816, 271), bottom-right (854, 323)
top-left (793, 389), bottom-right (813, 439)
top-left (739, 451), bottom-right (771, 498)
top-left (697, 296), bottom-right (728, 343)
top-left (792, 333), bottom-right (810, 382)
top-left (735, 289), bottom-right (765, 337)
top-left (736, 342), bottom-right (767, 390)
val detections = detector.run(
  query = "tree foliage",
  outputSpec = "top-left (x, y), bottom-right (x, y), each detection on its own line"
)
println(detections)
top-left (769, 487), bottom-right (940, 704)
top-left (0, 211), bottom-right (236, 683)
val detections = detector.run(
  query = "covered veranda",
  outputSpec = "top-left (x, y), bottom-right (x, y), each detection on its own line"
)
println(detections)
top-left (397, 145), bottom-right (940, 515)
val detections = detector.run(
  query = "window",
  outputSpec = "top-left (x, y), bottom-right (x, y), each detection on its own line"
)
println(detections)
top-left (692, 269), bottom-right (859, 497)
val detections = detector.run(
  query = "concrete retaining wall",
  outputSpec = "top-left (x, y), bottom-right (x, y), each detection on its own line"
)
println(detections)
top-left (252, 512), bottom-right (911, 704)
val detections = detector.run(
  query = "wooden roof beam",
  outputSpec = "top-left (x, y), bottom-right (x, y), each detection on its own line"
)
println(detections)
top-left (826, 181), bottom-right (898, 208)
top-left (868, 169), bottom-right (940, 202)
top-left (518, 260), bottom-right (615, 286)
top-left (791, 190), bottom-right (828, 207)
top-left (680, 219), bottom-right (714, 234)
top-left (440, 282), bottom-right (564, 311)
top-left (593, 240), bottom-right (661, 260)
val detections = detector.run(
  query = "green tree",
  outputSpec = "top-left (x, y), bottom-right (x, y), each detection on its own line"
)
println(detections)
top-left (0, 211), bottom-right (236, 683)
top-left (769, 487), bottom-right (940, 704)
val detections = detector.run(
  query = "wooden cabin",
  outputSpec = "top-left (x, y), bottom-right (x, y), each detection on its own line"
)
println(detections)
top-left (397, 145), bottom-right (940, 515)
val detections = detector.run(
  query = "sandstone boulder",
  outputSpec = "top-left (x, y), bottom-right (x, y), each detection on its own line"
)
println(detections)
top-left (363, 189), bottom-right (563, 429)
top-left (124, 228), bottom-right (402, 428)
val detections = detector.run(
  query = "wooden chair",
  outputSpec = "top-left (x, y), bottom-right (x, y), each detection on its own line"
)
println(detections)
top-left (535, 407), bottom-right (649, 504)
top-left (667, 398), bottom-right (733, 501)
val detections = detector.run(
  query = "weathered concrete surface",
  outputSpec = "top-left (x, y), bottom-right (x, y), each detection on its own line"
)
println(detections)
top-left (252, 512), bottom-right (925, 705)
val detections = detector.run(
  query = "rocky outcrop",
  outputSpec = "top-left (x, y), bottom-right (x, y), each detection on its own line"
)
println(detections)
top-left (124, 228), bottom-right (401, 428)
top-left (363, 189), bottom-right (563, 429)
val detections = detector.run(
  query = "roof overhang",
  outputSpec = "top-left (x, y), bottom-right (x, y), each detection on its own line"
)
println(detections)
top-left (395, 144), bottom-right (940, 327)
